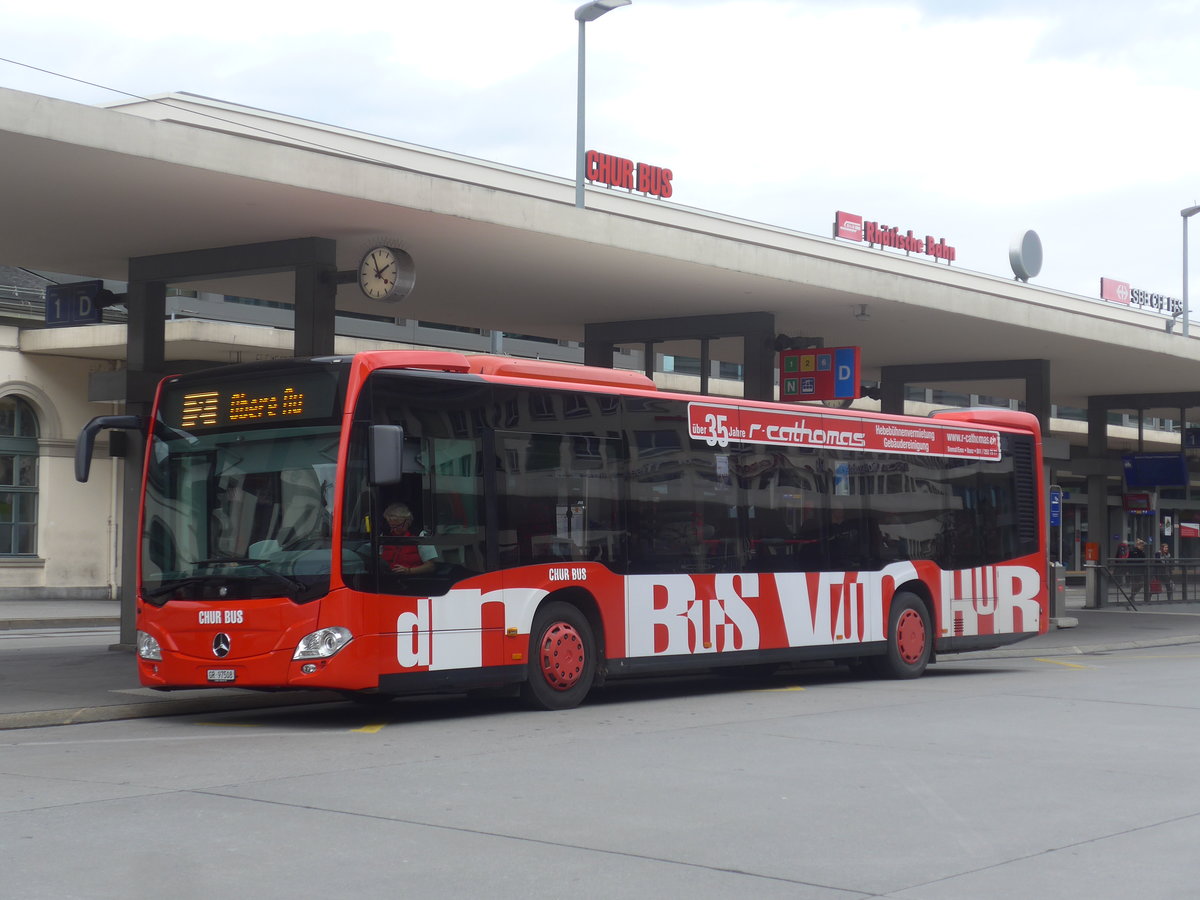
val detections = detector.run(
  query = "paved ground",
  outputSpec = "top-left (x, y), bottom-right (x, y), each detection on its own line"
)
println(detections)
top-left (1, 592), bottom-right (1199, 730)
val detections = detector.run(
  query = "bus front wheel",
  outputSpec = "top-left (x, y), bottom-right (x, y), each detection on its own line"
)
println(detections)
top-left (873, 591), bottom-right (931, 679)
top-left (521, 601), bottom-right (597, 710)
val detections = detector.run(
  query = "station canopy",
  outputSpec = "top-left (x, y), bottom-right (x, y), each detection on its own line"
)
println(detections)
top-left (0, 86), bottom-right (1193, 415)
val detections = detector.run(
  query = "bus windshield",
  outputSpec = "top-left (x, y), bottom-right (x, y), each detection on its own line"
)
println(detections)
top-left (142, 422), bottom-right (343, 603)
top-left (141, 363), bottom-right (348, 603)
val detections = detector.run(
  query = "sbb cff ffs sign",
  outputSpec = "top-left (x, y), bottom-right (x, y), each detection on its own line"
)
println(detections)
top-left (1100, 277), bottom-right (1182, 315)
top-left (779, 346), bottom-right (861, 402)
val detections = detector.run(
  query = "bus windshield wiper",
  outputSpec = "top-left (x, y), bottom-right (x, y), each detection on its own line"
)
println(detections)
top-left (145, 576), bottom-right (211, 600)
top-left (211, 559), bottom-right (308, 595)
top-left (145, 563), bottom-right (309, 601)
top-left (180, 557), bottom-right (309, 596)
top-left (191, 556), bottom-right (269, 567)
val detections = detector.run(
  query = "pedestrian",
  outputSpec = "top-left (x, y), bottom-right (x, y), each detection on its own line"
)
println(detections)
top-left (1129, 539), bottom-right (1148, 601)
top-left (1155, 543), bottom-right (1174, 602)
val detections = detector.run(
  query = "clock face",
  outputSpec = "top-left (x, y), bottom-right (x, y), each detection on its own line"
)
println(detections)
top-left (359, 247), bottom-right (401, 300)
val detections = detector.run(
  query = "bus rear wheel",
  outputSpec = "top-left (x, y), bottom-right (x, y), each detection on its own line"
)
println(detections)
top-left (521, 601), bottom-right (597, 711)
top-left (873, 591), bottom-right (931, 679)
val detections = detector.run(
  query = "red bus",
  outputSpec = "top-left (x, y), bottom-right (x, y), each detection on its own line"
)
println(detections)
top-left (77, 350), bottom-right (1048, 709)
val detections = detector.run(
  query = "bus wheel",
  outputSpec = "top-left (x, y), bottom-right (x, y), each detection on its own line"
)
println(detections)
top-left (521, 602), bottom-right (596, 711)
top-left (873, 592), bottom-right (931, 679)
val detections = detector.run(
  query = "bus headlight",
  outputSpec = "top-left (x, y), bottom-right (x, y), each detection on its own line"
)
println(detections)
top-left (293, 627), bottom-right (353, 660)
top-left (136, 631), bottom-right (162, 661)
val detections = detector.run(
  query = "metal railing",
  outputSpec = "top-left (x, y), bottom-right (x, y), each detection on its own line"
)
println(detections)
top-left (1094, 559), bottom-right (1200, 610)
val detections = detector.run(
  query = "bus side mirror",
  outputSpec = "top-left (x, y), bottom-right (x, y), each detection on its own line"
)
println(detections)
top-left (75, 415), bottom-right (144, 482)
top-left (370, 425), bottom-right (406, 485)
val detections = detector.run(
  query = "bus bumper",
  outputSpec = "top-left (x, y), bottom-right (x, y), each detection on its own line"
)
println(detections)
top-left (137, 634), bottom-right (381, 691)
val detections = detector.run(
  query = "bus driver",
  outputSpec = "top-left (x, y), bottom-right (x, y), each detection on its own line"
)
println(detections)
top-left (381, 503), bottom-right (437, 576)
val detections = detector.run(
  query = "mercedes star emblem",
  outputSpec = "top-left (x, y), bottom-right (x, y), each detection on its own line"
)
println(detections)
top-left (213, 632), bottom-right (231, 658)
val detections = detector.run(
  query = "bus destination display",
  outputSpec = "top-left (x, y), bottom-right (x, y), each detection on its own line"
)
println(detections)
top-left (181, 387), bottom-right (305, 427)
top-left (163, 370), bottom-right (341, 430)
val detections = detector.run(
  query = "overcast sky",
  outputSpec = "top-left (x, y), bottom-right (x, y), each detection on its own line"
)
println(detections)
top-left (2, 0), bottom-right (1198, 305)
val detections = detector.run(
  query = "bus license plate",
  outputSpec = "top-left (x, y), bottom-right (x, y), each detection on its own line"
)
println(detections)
top-left (207, 669), bottom-right (236, 683)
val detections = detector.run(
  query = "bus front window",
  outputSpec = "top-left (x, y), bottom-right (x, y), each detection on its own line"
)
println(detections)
top-left (142, 425), bottom-right (342, 603)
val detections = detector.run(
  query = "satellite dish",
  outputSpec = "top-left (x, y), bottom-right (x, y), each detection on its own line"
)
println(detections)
top-left (1009, 229), bottom-right (1043, 282)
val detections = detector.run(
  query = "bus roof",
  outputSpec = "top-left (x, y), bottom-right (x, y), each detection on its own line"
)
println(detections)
top-left (347, 350), bottom-right (1040, 438)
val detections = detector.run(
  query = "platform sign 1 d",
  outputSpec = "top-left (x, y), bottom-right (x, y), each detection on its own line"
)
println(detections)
top-left (44, 280), bottom-right (105, 327)
top-left (779, 346), bottom-right (861, 402)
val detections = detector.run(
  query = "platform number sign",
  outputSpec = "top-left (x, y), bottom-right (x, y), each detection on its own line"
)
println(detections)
top-left (45, 280), bottom-right (105, 327)
top-left (779, 346), bottom-right (861, 402)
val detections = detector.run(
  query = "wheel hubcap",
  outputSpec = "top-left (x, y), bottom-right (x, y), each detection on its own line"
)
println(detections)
top-left (538, 622), bottom-right (585, 691)
top-left (895, 608), bottom-right (926, 665)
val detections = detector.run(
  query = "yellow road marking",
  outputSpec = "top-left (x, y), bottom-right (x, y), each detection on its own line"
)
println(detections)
top-left (352, 723), bottom-right (386, 733)
top-left (755, 685), bottom-right (807, 692)
top-left (1034, 657), bottom-right (1092, 668)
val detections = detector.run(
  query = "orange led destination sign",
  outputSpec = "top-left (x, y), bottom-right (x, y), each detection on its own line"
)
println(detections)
top-left (163, 368), bottom-right (341, 430)
top-left (180, 387), bottom-right (306, 427)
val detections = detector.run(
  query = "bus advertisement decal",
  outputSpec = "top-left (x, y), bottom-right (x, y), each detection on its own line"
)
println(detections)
top-left (687, 402), bottom-right (1001, 461)
top-left (386, 562), bottom-right (1041, 674)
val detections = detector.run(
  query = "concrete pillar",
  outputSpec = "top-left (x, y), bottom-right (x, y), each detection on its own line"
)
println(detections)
top-left (116, 278), bottom-right (166, 647)
top-left (879, 359), bottom-right (1051, 432)
top-left (1086, 400), bottom-right (1110, 609)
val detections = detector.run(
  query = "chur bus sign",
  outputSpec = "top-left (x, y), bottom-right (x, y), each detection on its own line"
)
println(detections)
top-left (585, 150), bottom-right (673, 199)
top-left (834, 210), bottom-right (957, 263)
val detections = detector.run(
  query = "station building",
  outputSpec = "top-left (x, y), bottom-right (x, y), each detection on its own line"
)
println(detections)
top-left (0, 87), bottom-right (1196, 606)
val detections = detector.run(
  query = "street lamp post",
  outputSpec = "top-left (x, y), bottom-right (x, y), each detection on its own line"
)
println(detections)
top-left (1183, 205), bottom-right (1200, 337)
top-left (575, 0), bottom-right (631, 209)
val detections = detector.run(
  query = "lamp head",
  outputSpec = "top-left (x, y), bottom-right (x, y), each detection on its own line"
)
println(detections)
top-left (576, 0), bottom-right (631, 22)
top-left (1183, 205), bottom-right (1200, 219)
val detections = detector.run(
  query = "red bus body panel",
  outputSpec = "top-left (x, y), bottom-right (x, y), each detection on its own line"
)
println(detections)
top-left (138, 555), bottom-right (1045, 691)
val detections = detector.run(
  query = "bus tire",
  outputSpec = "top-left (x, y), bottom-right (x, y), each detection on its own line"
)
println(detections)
top-left (521, 601), bottom-right (597, 711)
top-left (872, 591), bottom-right (931, 679)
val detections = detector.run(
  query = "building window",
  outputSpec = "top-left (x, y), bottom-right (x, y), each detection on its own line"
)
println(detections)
top-left (0, 397), bottom-right (38, 555)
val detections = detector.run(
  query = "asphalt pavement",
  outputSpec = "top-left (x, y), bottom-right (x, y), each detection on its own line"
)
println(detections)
top-left (2, 592), bottom-right (1200, 731)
